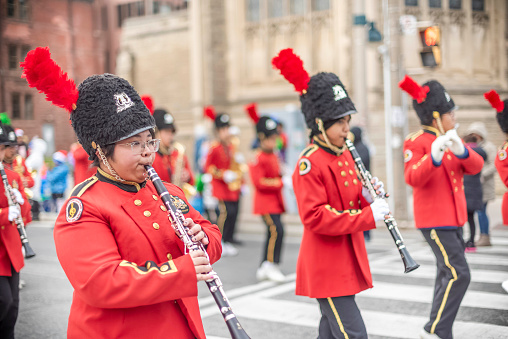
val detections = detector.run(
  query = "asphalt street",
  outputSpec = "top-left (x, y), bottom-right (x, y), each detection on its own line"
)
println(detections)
top-left (13, 200), bottom-right (508, 338)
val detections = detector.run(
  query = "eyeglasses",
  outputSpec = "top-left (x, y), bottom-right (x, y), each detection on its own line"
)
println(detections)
top-left (116, 139), bottom-right (160, 154)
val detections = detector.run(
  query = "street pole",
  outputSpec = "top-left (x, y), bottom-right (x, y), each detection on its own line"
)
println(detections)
top-left (381, 0), bottom-right (395, 213)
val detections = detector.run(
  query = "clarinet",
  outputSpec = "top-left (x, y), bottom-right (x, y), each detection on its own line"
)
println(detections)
top-left (0, 163), bottom-right (36, 258)
top-left (345, 139), bottom-right (419, 273)
top-left (145, 165), bottom-right (250, 339)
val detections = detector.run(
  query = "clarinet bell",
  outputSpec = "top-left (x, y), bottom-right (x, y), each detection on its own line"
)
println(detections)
top-left (403, 251), bottom-right (419, 273)
top-left (23, 244), bottom-right (36, 259)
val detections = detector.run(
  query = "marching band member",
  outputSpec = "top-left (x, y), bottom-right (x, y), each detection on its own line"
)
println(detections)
top-left (151, 107), bottom-right (195, 189)
top-left (70, 142), bottom-right (95, 185)
top-left (21, 47), bottom-right (221, 339)
top-left (0, 122), bottom-right (31, 338)
top-left (484, 91), bottom-right (508, 293)
top-left (273, 48), bottom-right (389, 339)
top-left (400, 76), bottom-right (484, 339)
top-left (246, 103), bottom-right (286, 283)
top-left (204, 107), bottom-right (244, 256)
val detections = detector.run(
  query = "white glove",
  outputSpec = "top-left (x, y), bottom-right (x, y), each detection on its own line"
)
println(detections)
top-left (8, 206), bottom-right (20, 221)
top-left (445, 129), bottom-right (466, 156)
top-left (12, 188), bottom-right (24, 205)
top-left (223, 170), bottom-right (238, 184)
top-left (241, 184), bottom-right (250, 195)
top-left (370, 199), bottom-right (390, 222)
top-left (282, 175), bottom-right (292, 188)
top-left (431, 135), bottom-right (450, 164)
top-left (201, 173), bottom-right (212, 184)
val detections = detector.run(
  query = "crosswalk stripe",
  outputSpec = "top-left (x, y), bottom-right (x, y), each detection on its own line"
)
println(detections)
top-left (371, 266), bottom-right (508, 284)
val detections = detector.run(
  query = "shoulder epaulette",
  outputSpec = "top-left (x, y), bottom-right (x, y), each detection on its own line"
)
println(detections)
top-left (69, 176), bottom-right (98, 198)
top-left (503, 141), bottom-right (508, 151)
top-left (299, 144), bottom-right (319, 158)
top-left (405, 130), bottom-right (423, 142)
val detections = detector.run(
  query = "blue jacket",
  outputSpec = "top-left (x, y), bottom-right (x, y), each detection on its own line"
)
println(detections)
top-left (47, 163), bottom-right (69, 195)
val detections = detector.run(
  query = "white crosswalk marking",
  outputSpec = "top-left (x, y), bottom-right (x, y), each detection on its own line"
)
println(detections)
top-left (201, 228), bottom-right (508, 338)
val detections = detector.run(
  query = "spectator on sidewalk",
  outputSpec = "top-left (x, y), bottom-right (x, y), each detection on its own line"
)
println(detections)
top-left (47, 151), bottom-right (69, 213)
top-left (462, 135), bottom-right (487, 253)
top-left (464, 122), bottom-right (497, 246)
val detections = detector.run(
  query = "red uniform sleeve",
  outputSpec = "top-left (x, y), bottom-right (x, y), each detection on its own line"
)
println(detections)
top-left (495, 151), bottom-right (508, 187)
top-left (205, 146), bottom-right (223, 180)
top-left (459, 145), bottom-right (484, 175)
top-left (249, 156), bottom-right (282, 193)
top-left (292, 158), bottom-right (375, 237)
top-left (21, 161), bottom-right (34, 188)
top-left (55, 206), bottom-right (199, 309)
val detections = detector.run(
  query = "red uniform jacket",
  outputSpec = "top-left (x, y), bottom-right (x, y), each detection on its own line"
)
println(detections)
top-left (205, 142), bottom-right (240, 202)
top-left (0, 169), bottom-right (31, 276)
top-left (249, 150), bottom-right (285, 215)
top-left (54, 168), bottom-right (222, 339)
top-left (495, 141), bottom-right (508, 225)
top-left (4, 156), bottom-right (35, 188)
top-left (292, 138), bottom-right (376, 298)
top-left (152, 144), bottom-right (195, 186)
top-left (72, 144), bottom-right (95, 184)
top-left (404, 128), bottom-right (484, 228)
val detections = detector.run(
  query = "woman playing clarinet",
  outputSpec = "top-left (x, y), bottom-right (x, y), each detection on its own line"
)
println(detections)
top-left (272, 49), bottom-right (390, 339)
top-left (21, 47), bottom-right (222, 339)
top-left (0, 122), bottom-right (31, 338)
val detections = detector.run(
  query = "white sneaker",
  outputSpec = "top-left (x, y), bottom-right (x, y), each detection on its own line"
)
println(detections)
top-left (19, 279), bottom-right (26, 290)
top-left (419, 329), bottom-right (442, 339)
top-left (502, 280), bottom-right (508, 293)
top-left (221, 242), bottom-right (238, 257)
top-left (256, 261), bottom-right (285, 283)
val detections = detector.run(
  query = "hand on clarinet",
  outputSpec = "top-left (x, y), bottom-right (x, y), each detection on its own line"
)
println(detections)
top-left (371, 177), bottom-right (387, 198)
top-left (185, 218), bottom-right (209, 246)
top-left (12, 188), bottom-right (24, 205)
top-left (8, 206), bottom-right (21, 221)
top-left (370, 199), bottom-right (390, 222)
top-left (445, 129), bottom-right (466, 156)
top-left (190, 250), bottom-right (212, 281)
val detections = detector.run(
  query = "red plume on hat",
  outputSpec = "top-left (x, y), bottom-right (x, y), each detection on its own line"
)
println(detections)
top-left (141, 95), bottom-right (154, 114)
top-left (244, 103), bottom-right (259, 124)
top-left (398, 75), bottom-right (430, 104)
top-left (20, 46), bottom-right (78, 113)
top-left (203, 106), bottom-right (216, 121)
top-left (272, 48), bottom-right (310, 95)
top-left (484, 90), bottom-right (505, 112)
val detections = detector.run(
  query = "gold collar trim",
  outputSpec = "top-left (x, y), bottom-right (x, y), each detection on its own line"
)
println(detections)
top-left (422, 125), bottom-right (441, 137)
top-left (97, 168), bottom-right (141, 191)
top-left (313, 136), bottom-right (345, 156)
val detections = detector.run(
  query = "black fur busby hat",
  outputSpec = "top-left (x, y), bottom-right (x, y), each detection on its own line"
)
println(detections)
top-left (20, 47), bottom-right (155, 161)
top-left (484, 90), bottom-right (508, 134)
top-left (71, 74), bottom-right (155, 159)
top-left (301, 72), bottom-right (357, 136)
top-left (256, 116), bottom-right (279, 138)
top-left (214, 113), bottom-right (231, 129)
top-left (1, 124), bottom-right (17, 146)
top-left (399, 76), bottom-right (456, 126)
top-left (153, 109), bottom-right (176, 132)
top-left (272, 49), bottom-right (356, 137)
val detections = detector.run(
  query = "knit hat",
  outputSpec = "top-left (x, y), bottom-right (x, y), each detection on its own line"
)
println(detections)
top-left (464, 121), bottom-right (488, 140)
top-left (52, 150), bottom-right (67, 164)
top-left (484, 90), bottom-right (508, 134)
top-left (20, 47), bottom-right (155, 161)
top-left (272, 49), bottom-right (357, 137)
top-left (153, 109), bottom-right (176, 132)
top-left (399, 75), bottom-right (456, 126)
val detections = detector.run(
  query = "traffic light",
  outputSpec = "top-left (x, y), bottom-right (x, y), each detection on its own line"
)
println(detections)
top-left (419, 26), bottom-right (441, 68)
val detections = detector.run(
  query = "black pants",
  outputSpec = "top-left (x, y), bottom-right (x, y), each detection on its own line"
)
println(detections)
top-left (260, 214), bottom-right (284, 264)
top-left (421, 228), bottom-right (471, 339)
top-left (218, 200), bottom-right (239, 243)
top-left (467, 211), bottom-right (476, 244)
top-left (317, 296), bottom-right (367, 339)
top-left (0, 266), bottom-right (20, 339)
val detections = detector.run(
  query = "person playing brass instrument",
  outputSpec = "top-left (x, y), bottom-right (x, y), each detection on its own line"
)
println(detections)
top-left (273, 48), bottom-right (390, 339)
top-left (204, 107), bottom-right (244, 256)
top-left (0, 122), bottom-right (32, 338)
top-left (399, 76), bottom-right (484, 339)
top-left (151, 107), bottom-right (195, 199)
top-left (21, 47), bottom-right (221, 339)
